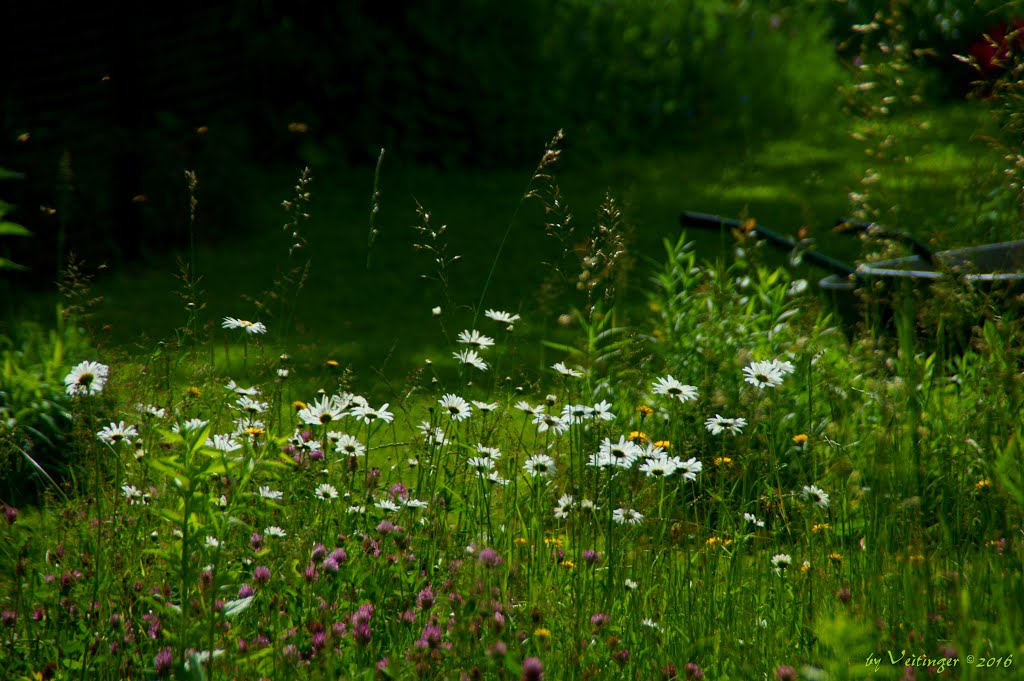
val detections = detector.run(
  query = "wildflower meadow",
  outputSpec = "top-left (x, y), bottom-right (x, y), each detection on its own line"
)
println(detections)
top-left (4, 4), bottom-right (1024, 680)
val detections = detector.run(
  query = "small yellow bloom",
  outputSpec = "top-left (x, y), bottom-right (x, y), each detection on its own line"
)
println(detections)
top-left (534, 627), bottom-right (551, 639)
top-left (793, 433), bottom-right (809, 445)
top-left (653, 440), bottom-right (671, 450)
top-left (325, 359), bottom-right (340, 368)
top-left (812, 523), bottom-right (831, 534)
top-left (636, 405), bottom-right (654, 417)
top-left (563, 560), bottom-right (576, 571)
top-left (705, 536), bottom-right (725, 548)
top-left (800, 561), bottom-right (811, 573)
top-left (186, 386), bottom-right (202, 398)
top-left (628, 431), bottom-right (648, 443)
top-left (244, 426), bottom-right (266, 438)
top-left (514, 537), bottom-right (530, 547)
top-left (907, 554), bottom-right (925, 565)
top-left (713, 456), bottom-right (733, 467)
top-left (975, 479), bottom-right (991, 492)
top-left (827, 552), bottom-right (842, 564)
top-left (543, 537), bottom-right (563, 548)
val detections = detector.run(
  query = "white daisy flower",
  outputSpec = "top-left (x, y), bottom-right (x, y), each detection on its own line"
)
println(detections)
top-left (772, 359), bottom-right (797, 376)
top-left (172, 418), bottom-right (209, 434)
top-left (475, 444), bottom-right (501, 459)
top-left (743, 361), bottom-right (784, 389)
top-left (298, 395), bottom-right (345, 426)
top-left (224, 380), bottom-right (260, 396)
top-left (600, 436), bottom-right (642, 469)
top-left (639, 456), bottom-right (676, 478)
top-left (137, 403), bottom-right (166, 418)
top-left (233, 396), bottom-right (268, 414)
top-left (97, 421), bottom-right (138, 445)
top-left (350, 403), bottom-right (394, 424)
top-left (580, 499), bottom-right (600, 512)
top-left (652, 375), bottom-right (698, 403)
top-left (346, 505), bottom-right (367, 515)
top-left (612, 508), bottom-right (644, 525)
top-left (258, 486), bottom-right (283, 501)
top-left (743, 512), bottom-right (765, 528)
top-left (453, 348), bottom-right (489, 371)
top-left (439, 394), bottom-right (472, 421)
top-left (771, 553), bottom-right (792, 574)
top-left (404, 498), bottom-right (428, 509)
top-left (314, 483), bottom-right (339, 501)
top-left (121, 484), bottom-right (146, 504)
top-left (523, 454), bottom-right (556, 478)
top-left (457, 329), bottom-right (495, 350)
top-left (206, 434), bottom-right (242, 453)
top-left (552, 362), bottom-right (584, 378)
top-left (532, 412), bottom-right (569, 435)
top-left (277, 368), bottom-right (289, 378)
top-left (787, 279), bottom-right (808, 296)
top-left (333, 433), bottom-right (365, 457)
top-left (624, 579), bottom-right (639, 590)
top-left (222, 317), bottom-right (267, 335)
top-left (205, 536), bottom-right (221, 548)
top-left (332, 392), bottom-right (369, 414)
top-left (467, 457), bottom-right (495, 475)
top-left (800, 484), bottom-right (830, 509)
top-left (515, 400), bottom-right (544, 415)
top-left (484, 309), bottom-right (520, 325)
top-left (264, 526), bottom-right (287, 537)
top-left (561, 404), bottom-right (593, 425)
top-left (641, 618), bottom-right (662, 632)
top-left (471, 401), bottom-right (500, 413)
top-left (486, 472), bottom-right (509, 486)
top-left (374, 498), bottom-right (401, 513)
top-left (553, 494), bottom-right (575, 520)
top-left (676, 457), bottom-right (703, 481)
top-left (232, 417), bottom-right (266, 437)
top-left (704, 415), bottom-right (748, 436)
top-left (64, 360), bottom-right (109, 397)
top-left (591, 400), bottom-right (615, 421)
top-left (417, 421), bottom-right (449, 446)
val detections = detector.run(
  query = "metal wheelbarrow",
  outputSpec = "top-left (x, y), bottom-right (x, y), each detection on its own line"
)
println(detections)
top-left (679, 211), bottom-right (1024, 337)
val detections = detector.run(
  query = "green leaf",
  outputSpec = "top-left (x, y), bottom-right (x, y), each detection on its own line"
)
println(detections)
top-left (0, 168), bottom-right (24, 180)
top-left (0, 221), bottom-right (31, 237)
top-left (222, 595), bottom-right (254, 618)
top-left (0, 257), bottom-right (28, 271)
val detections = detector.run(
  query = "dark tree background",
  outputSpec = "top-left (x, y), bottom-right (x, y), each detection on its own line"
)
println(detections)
top-left (0, 1), bottom-right (1010, 287)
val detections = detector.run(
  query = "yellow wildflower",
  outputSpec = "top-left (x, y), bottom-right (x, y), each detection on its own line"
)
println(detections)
top-left (812, 523), bottom-right (831, 534)
top-left (636, 405), bottom-right (653, 417)
top-left (186, 386), bottom-right (202, 398)
top-left (975, 479), bottom-right (991, 492)
top-left (628, 431), bottom-right (648, 443)
top-left (653, 440), bottom-right (670, 450)
top-left (793, 433), bottom-right (808, 445)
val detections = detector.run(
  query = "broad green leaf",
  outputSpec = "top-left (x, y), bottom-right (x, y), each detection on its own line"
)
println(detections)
top-left (0, 221), bottom-right (30, 237)
top-left (0, 257), bottom-right (28, 271)
top-left (222, 595), bottom-right (254, 618)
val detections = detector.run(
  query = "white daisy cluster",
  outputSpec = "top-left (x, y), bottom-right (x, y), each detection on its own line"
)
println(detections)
top-left (97, 421), bottom-right (139, 446)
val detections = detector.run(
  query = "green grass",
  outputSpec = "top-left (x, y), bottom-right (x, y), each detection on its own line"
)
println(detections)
top-left (9, 102), bottom-right (1008, 400)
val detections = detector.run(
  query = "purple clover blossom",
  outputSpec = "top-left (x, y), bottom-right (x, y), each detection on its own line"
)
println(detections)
top-left (390, 482), bottom-right (408, 499)
top-left (776, 666), bottom-right (797, 681)
top-left (323, 557), bottom-right (340, 573)
top-left (478, 547), bottom-right (502, 568)
top-left (351, 603), bottom-right (374, 646)
top-left (253, 565), bottom-right (271, 584)
top-left (582, 549), bottom-right (600, 565)
top-left (250, 532), bottom-right (263, 551)
top-left (684, 662), bottom-right (705, 680)
top-left (415, 622), bottom-right (445, 649)
top-left (238, 584), bottom-right (255, 598)
top-left (590, 612), bottom-right (609, 628)
top-left (521, 656), bottom-right (544, 681)
top-left (311, 543), bottom-right (327, 560)
top-left (330, 548), bottom-right (348, 564)
top-left (417, 586), bottom-right (435, 610)
top-left (154, 647), bottom-right (173, 677)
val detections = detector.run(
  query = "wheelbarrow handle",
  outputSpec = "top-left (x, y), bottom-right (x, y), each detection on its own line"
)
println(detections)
top-left (834, 218), bottom-right (934, 263)
top-left (679, 211), bottom-right (858, 279)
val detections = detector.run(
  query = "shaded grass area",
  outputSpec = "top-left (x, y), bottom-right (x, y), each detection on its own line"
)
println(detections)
top-left (10, 103), bottom-right (1007, 396)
